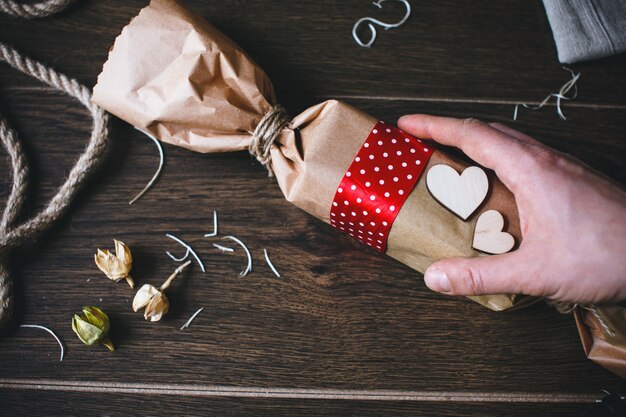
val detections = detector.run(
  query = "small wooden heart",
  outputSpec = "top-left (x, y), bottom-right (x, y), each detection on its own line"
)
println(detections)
top-left (472, 210), bottom-right (515, 254)
top-left (426, 164), bottom-right (488, 220)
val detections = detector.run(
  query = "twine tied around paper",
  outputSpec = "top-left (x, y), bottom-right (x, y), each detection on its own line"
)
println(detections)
top-left (249, 105), bottom-right (290, 177)
top-left (0, 0), bottom-right (110, 329)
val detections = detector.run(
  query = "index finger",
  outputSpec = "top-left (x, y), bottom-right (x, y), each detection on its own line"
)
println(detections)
top-left (397, 114), bottom-right (538, 191)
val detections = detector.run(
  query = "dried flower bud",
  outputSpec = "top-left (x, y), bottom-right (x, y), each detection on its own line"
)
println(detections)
top-left (71, 306), bottom-right (115, 351)
top-left (133, 284), bottom-right (170, 322)
top-left (132, 260), bottom-right (190, 322)
top-left (94, 239), bottom-right (134, 288)
top-left (132, 284), bottom-right (159, 311)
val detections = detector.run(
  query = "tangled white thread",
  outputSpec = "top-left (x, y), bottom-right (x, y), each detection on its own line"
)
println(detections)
top-left (352, 0), bottom-right (411, 48)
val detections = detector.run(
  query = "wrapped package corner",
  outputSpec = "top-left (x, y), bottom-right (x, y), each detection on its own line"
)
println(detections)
top-left (93, 0), bottom-right (527, 313)
top-left (575, 305), bottom-right (626, 379)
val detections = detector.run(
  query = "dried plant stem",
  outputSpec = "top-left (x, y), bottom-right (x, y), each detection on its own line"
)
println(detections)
top-left (160, 259), bottom-right (191, 291)
top-left (263, 249), bottom-right (280, 278)
top-left (20, 324), bottom-right (64, 362)
top-left (180, 307), bottom-right (204, 330)
top-left (129, 129), bottom-right (164, 205)
top-left (165, 233), bottom-right (206, 273)
top-left (204, 210), bottom-right (218, 237)
top-left (223, 236), bottom-right (252, 276)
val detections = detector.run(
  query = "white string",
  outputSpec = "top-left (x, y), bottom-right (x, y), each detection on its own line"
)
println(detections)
top-left (263, 249), bottom-right (281, 278)
top-left (213, 243), bottom-right (234, 253)
top-left (19, 324), bottom-right (64, 362)
top-left (223, 236), bottom-right (252, 276)
top-left (129, 129), bottom-right (164, 205)
top-left (179, 307), bottom-right (204, 330)
top-left (513, 67), bottom-right (580, 121)
top-left (353, 0), bottom-right (411, 48)
top-left (165, 233), bottom-right (206, 273)
top-left (166, 247), bottom-right (190, 262)
top-left (203, 210), bottom-right (218, 237)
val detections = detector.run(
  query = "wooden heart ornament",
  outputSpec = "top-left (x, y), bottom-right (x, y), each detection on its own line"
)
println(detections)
top-left (472, 210), bottom-right (515, 254)
top-left (426, 165), bottom-right (488, 220)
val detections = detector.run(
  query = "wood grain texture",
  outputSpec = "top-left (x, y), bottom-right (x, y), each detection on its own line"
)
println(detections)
top-left (0, 0), bottom-right (625, 105)
top-left (0, 91), bottom-right (625, 391)
top-left (1, 0), bottom-right (625, 415)
top-left (426, 165), bottom-right (489, 220)
top-left (0, 389), bottom-right (595, 417)
top-left (472, 210), bottom-right (515, 255)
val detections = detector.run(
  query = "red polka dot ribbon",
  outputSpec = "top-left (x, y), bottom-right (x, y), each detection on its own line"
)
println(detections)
top-left (330, 121), bottom-right (433, 253)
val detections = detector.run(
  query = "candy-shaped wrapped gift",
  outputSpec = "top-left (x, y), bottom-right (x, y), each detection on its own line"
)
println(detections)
top-left (92, 0), bottom-right (529, 311)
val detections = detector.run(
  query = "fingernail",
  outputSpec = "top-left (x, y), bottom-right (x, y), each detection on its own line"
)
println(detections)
top-left (397, 115), bottom-right (409, 124)
top-left (424, 269), bottom-right (451, 293)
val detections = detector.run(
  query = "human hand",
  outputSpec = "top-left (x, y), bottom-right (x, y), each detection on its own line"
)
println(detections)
top-left (397, 115), bottom-right (626, 304)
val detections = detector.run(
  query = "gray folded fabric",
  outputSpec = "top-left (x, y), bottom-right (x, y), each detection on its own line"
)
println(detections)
top-left (543, 0), bottom-right (626, 64)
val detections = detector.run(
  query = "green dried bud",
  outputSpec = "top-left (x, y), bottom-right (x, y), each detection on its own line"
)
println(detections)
top-left (71, 306), bottom-right (115, 351)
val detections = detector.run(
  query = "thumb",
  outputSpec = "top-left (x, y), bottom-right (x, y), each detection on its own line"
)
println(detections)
top-left (423, 252), bottom-right (528, 296)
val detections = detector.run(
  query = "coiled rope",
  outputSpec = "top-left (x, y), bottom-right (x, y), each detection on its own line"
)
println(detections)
top-left (0, 0), bottom-right (110, 329)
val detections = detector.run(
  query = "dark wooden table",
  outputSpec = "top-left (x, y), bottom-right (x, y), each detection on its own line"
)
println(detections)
top-left (1, 1), bottom-right (625, 415)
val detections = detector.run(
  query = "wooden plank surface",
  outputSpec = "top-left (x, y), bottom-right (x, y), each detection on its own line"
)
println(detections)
top-left (1, 0), bottom-right (625, 415)
top-left (0, 389), bottom-right (595, 417)
top-left (0, 0), bottom-right (625, 105)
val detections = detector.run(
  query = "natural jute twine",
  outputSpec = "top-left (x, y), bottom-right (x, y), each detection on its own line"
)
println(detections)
top-left (248, 105), bottom-right (290, 177)
top-left (0, 0), bottom-right (74, 18)
top-left (0, 0), bottom-right (109, 329)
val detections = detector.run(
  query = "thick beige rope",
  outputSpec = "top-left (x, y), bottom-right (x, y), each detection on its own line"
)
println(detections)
top-left (248, 105), bottom-right (290, 177)
top-left (0, 0), bottom-right (109, 329)
top-left (0, 0), bottom-right (74, 19)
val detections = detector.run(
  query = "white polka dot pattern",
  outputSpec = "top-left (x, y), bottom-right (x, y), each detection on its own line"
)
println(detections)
top-left (329, 121), bottom-right (433, 253)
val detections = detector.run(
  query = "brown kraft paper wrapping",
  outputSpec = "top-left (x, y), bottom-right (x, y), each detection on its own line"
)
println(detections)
top-left (92, 0), bottom-right (529, 311)
top-left (575, 305), bottom-right (626, 379)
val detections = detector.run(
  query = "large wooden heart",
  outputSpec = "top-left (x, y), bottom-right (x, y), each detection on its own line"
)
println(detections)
top-left (472, 210), bottom-right (515, 254)
top-left (426, 164), bottom-right (488, 220)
